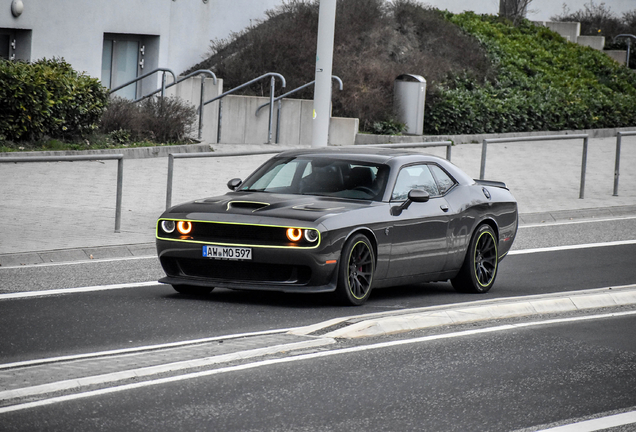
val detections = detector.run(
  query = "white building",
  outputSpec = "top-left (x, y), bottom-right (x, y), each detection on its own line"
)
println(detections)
top-left (1, 0), bottom-right (281, 98)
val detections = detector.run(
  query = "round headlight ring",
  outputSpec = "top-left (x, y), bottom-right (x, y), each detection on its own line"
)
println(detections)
top-left (161, 220), bottom-right (176, 234)
top-left (304, 229), bottom-right (319, 243)
top-left (286, 228), bottom-right (303, 242)
top-left (177, 221), bottom-right (193, 235)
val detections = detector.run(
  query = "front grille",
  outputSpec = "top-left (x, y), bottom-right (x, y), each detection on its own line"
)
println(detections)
top-left (158, 220), bottom-right (318, 248)
top-left (171, 258), bottom-right (311, 285)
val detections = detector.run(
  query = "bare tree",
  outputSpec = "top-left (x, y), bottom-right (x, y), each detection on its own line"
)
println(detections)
top-left (499, 0), bottom-right (533, 25)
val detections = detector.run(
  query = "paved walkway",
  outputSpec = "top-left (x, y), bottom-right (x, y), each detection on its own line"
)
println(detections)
top-left (1, 136), bottom-right (635, 266)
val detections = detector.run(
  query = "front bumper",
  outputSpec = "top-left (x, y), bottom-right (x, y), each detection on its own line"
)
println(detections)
top-left (156, 239), bottom-right (340, 293)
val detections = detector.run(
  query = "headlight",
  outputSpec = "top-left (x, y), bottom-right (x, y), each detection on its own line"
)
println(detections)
top-left (304, 229), bottom-right (319, 243)
top-left (177, 221), bottom-right (193, 235)
top-left (161, 220), bottom-right (175, 234)
top-left (286, 228), bottom-right (303, 242)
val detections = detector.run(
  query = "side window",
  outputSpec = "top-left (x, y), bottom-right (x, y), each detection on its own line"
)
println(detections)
top-left (391, 164), bottom-right (439, 201)
top-left (429, 164), bottom-right (456, 195)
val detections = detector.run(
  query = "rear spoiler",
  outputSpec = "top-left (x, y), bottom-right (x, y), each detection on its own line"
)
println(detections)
top-left (474, 179), bottom-right (508, 190)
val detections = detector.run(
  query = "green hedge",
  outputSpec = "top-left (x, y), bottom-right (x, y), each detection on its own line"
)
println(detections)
top-left (0, 58), bottom-right (109, 142)
top-left (425, 13), bottom-right (636, 134)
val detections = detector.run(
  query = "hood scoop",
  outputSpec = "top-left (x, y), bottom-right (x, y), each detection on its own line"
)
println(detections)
top-left (226, 201), bottom-right (270, 212)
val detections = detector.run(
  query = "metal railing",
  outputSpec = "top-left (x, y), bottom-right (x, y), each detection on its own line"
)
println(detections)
top-left (202, 73), bottom-right (287, 145)
top-left (0, 155), bottom-right (124, 232)
top-left (133, 70), bottom-right (218, 140)
top-left (255, 76), bottom-right (343, 144)
top-left (165, 150), bottom-right (282, 209)
top-left (480, 134), bottom-right (589, 199)
top-left (165, 142), bottom-right (452, 209)
top-left (109, 68), bottom-right (177, 100)
top-left (614, 131), bottom-right (636, 196)
top-left (361, 141), bottom-right (453, 162)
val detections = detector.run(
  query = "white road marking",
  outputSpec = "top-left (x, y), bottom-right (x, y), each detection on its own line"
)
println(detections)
top-left (1, 310), bottom-right (635, 414)
top-left (0, 281), bottom-right (159, 301)
top-left (534, 410), bottom-right (636, 431)
top-left (519, 214), bottom-right (636, 229)
top-left (0, 255), bottom-right (157, 270)
top-left (508, 239), bottom-right (636, 255)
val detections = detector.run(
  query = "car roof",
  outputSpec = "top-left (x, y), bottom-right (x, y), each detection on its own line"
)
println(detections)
top-left (275, 146), bottom-right (443, 164)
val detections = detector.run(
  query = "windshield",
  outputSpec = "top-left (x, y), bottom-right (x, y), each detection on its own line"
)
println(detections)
top-left (239, 157), bottom-right (390, 201)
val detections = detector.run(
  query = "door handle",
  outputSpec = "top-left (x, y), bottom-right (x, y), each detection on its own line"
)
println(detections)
top-left (440, 205), bottom-right (449, 212)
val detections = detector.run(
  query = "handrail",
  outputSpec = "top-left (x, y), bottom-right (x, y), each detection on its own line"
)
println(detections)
top-left (132, 70), bottom-right (218, 140)
top-left (0, 155), bottom-right (124, 232)
top-left (255, 75), bottom-right (342, 144)
top-left (255, 75), bottom-right (343, 116)
top-left (203, 72), bottom-right (287, 144)
top-left (613, 34), bottom-right (635, 67)
top-left (108, 68), bottom-right (177, 99)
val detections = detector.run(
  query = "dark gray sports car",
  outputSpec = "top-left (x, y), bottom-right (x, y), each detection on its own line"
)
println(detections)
top-left (156, 147), bottom-right (518, 305)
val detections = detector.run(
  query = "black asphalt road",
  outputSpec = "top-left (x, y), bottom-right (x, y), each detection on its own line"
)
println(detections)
top-left (0, 242), bottom-right (635, 364)
top-left (1, 314), bottom-right (634, 431)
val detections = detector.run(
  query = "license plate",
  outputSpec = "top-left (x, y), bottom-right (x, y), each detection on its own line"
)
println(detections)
top-left (203, 245), bottom-right (252, 260)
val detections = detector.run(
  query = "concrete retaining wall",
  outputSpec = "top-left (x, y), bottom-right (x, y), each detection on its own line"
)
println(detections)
top-left (167, 77), bottom-right (359, 146)
top-left (577, 35), bottom-right (605, 51)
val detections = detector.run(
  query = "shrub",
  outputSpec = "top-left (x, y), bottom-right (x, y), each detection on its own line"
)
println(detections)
top-left (100, 96), bottom-right (197, 143)
top-left (424, 13), bottom-right (636, 134)
top-left (0, 58), bottom-right (109, 142)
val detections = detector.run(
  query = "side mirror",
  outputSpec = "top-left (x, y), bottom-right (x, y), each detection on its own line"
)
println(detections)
top-left (391, 189), bottom-right (429, 216)
top-left (227, 178), bottom-right (242, 191)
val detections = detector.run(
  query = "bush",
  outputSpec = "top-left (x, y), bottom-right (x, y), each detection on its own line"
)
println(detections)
top-left (100, 96), bottom-right (197, 143)
top-left (0, 58), bottom-right (109, 142)
top-left (424, 13), bottom-right (636, 134)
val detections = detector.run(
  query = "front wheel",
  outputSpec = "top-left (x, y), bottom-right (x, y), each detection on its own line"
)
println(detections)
top-left (172, 285), bottom-right (214, 296)
top-left (451, 224), bottom-right (498, 293)
top-left (335, 234), bottom-right (375, 306)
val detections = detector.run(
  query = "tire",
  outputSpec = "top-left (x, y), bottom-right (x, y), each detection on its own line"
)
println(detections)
top-left (172, 285), bottom-right (214, 296)
top-left (335, 234), bottom-right (375, 306)
top-left (451, 224), bottom-right (498, 294)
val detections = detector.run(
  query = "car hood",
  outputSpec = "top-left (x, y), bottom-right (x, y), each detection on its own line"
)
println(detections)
top-left (161, 192), bottom-right (379, 224)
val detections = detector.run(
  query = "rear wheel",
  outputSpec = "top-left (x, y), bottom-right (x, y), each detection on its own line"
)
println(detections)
top-left (451, 224), bottom-right (498, 293)
top-left (336, 234), bottom-right (375, 306)
top-left (172, 285), bottom-right (214, 296)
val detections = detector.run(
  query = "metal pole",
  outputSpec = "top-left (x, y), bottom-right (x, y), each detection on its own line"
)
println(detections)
top-left (311, 0), bottom-right (337, 148)
top-left (166, 154), bottom-right (174, 210)
top-left (161, 72), bottom-right (166, 99)
top-left (479, 140), bottom-right (488, 180)
top-left (446, 144), bottom-right (452, 162)
top-left (217, 98), bottom-right (223, 144)
top-left (198, 76), bottom-right (205, 140)
top-left (614, 132), bottom-right (622, 196)
top-left (627, 39), bottom-right (632, 67)
top-left (115, 157), bottom-right (124, 233)
top-left (579, 136), bottom-right (588, 199)
top-left (267, 76), bottom-right (275, 144)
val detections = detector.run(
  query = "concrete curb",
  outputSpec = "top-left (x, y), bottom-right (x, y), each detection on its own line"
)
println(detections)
top-left (355, 126), bottom-right (636, 145)
top-left (0, 243), bottom-right (155, 268)
top-left (2, 126), bottom-right (635, 160)
top-left (288, 285), bottom-right (636, 339)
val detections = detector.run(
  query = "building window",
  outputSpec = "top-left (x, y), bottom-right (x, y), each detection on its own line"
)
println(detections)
top-left (101, 37), bottom-right (141, 99)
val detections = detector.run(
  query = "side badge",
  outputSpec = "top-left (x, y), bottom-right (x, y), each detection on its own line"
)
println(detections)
top-left (482, 187), bottom-right (491, 200)
top-left (385, 227), bottom-right (391, 236)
